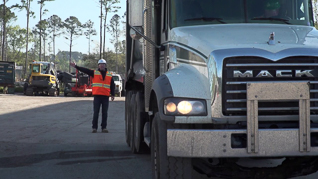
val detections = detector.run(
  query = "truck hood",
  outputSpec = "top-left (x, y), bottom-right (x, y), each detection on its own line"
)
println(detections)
top-left (170, 24), bottom-right (318, 57)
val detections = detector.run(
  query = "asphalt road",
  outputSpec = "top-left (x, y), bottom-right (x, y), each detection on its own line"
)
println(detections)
top-left (0, 94), bottom-right (318, 179)
top-left (0, 94), bottom-right (152, 179)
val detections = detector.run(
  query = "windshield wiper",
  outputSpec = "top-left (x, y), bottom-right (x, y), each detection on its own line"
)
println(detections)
top-left (251, 17), bottom-right (290, 24)
top-left (185, 17), bottom-right (226, 24)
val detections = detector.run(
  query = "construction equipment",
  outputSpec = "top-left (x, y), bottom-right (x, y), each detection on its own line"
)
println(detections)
top-left (58, 69), bottom-right (92, 97)
top-left (24, 61), bottom-right (59, 96)
top-left (71, 69), bottom-right (92, 97)
top-left (0, 61), bottom-right (15, 94)
top-left (57, 71), bottom-right (76, 96)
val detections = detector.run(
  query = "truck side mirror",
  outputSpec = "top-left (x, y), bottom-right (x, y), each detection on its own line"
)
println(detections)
top-left (128, 0), bottom-right (143, 27)
top-left (128, 0), bottom-right (143, 40)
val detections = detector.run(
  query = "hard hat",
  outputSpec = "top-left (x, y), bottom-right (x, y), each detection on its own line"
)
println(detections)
top-left (98, 59), bottom-right (107, 64)
top-left (265, 0), bottom-right (280, 10)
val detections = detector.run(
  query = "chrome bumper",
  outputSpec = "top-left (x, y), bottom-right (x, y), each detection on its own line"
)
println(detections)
top-left (167, 128), bottom-right (318, 157)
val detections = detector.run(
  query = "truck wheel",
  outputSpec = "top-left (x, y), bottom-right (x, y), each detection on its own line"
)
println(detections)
top-left (125, 91), bottom-right (132, 147)
top-left (151, 112), bottom-right (192, 179)
top-left (134, 92), bottom-right (148, 153)
top-left (129, 93), bottom-right (137, 153)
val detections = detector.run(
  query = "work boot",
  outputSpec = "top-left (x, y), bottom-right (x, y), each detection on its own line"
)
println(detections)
top-left (92, 129), bottom-right (97, 133)
top-left (102, 129), bottom-right (108, 133)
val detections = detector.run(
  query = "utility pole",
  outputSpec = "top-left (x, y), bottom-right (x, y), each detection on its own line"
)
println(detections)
top-left (99, 0), bottom-right (102, 59)
top-left (2, 0), bottom-right (7, 61)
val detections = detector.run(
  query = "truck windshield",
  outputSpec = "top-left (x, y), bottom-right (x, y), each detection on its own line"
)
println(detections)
top-left (41, 64), bottom-right (49, 74)
top-left (32, 65), bottom-right (40, 73)
top-left (170, 0), bottom-right (314, 28)
top-left (112, 76), bottom-right (120, 81)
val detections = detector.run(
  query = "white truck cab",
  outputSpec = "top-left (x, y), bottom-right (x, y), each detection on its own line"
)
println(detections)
top-left (126, 0), bottom-right (318, 178)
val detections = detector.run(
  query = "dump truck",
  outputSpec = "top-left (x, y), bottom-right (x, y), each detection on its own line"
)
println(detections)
top-left (24, 61), bottom-right (60, 96)
top-left (125, 0), bottom-right (318, 178)
top-left (0, 61), bottom-right (15, 94)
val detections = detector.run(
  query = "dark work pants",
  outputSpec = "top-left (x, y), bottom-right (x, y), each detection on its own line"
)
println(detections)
top-left (93, 95), bottom-right (109, 129)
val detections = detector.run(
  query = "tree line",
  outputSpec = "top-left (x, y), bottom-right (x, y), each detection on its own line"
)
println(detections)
top-left (2, 0), bottom-right (316, 80)
top-left (0, 0), bottom-right (126, 79)
top-left (314, 0), bottom-right (318, 29)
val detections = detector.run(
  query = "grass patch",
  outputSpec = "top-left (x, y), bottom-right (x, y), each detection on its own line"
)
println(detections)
top-left (0, 86), bottom-right (24, 93)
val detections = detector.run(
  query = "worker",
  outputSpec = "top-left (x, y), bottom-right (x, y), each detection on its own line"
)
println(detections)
top-left (263, 0), bottom-right (281, 18)
top-left (70, 59), bottom-right (115, 133)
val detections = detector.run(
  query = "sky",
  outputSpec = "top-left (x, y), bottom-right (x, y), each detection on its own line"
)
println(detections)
top-left (8, 0), bottom-right (126, 54)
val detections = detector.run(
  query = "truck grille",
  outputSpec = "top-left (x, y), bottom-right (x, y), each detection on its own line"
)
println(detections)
top-left (223, 57), bottom-right (318, 116)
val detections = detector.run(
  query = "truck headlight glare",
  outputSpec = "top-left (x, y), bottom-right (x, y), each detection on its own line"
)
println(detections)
top-left (177, 101), bottom-right (192, 114)
top-left (166, 102), bottom-right (177, 113)
top-left (164, 98), bottom-right (207, 116)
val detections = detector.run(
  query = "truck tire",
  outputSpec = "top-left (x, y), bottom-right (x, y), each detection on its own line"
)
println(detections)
top-left (125, 91), bottom-right (132, 147)
top-left (129, 93), bottom-right (137, 153)
top-left (134, 92), bottom-right (148, 153)
top-left (151, 112), bottom-right (192, 179)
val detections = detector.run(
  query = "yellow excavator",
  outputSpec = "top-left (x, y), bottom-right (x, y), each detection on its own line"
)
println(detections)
top-left (24, 61), bottom-right (60, 96)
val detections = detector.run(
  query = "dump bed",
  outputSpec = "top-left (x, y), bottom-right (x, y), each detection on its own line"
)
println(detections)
top-left (0, 61), bottom-right (15, 94)
top-left (0, 61), bottom-right (15, 86)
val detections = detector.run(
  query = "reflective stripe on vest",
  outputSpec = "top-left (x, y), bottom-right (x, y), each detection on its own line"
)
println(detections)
top-left (92, 70), bottom-right (112, 96)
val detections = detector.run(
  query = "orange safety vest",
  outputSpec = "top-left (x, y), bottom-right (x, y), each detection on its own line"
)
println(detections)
top-left (92, 70), bottom-right (112, 96)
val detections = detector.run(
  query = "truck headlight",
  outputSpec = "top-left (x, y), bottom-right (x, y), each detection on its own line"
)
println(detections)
top-left (164, 98), bottom-right (207, 116)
